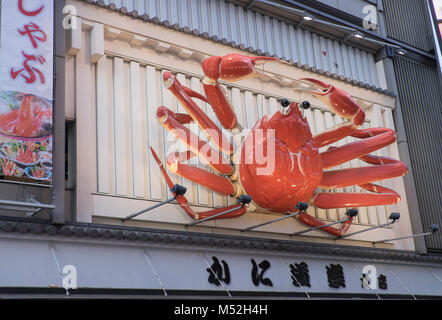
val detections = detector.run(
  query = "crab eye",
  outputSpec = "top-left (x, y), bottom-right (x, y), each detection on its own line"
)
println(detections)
top-left (301, 100), bottom-right (311, 109)
top-left (280, 98), bottom-right (291, 115)
top-left (280, 99), bottom-right (290, 108)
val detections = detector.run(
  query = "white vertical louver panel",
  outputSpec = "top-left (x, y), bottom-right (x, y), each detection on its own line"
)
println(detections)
top-left (312, 109), bottom-right (327, 220)
top-left (96, 56), bottom-right (113, 195)
top-left (371, 106), bottom-right (390, 225)
top-left (188, 76), bottom-right (211, 206)
top-left (332, 115), bottom-right (346, 221)
top-left (129, 61), bottom-right (148, 198)
top-left (145, 66), bottom-right (164, 200)
top-left (323, 111), bottom-right (338, 221)
top-left (112, 58), bottom-right (133, 196)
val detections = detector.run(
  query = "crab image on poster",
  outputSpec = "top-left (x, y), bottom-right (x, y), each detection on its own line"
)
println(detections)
top-left (0, 92), bottom-right (53, 182)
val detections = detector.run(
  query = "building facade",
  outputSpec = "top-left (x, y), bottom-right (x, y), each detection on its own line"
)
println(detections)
top-left (0, 0), bottom-right (441, 298)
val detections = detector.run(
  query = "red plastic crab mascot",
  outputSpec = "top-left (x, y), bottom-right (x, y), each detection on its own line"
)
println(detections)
top-left (150, 54), bottom-right (407, 237)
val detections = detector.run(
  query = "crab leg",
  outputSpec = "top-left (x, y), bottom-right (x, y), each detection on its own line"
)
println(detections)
top-left (166, 151), bottom-right (236, 196)
top-left (313, 123), bottom-right (358, 148)
top-left (321, 130), bottom-right (397, 169)
top-left (300, 78), bottom-right (366, 147)
top-left (202, 54), bottom-right (281, 131)
top-left (319, 162), bottom-right (408, 189)
top-left (163, 72), bottom-right (233, 155)
top-left (314, 183), bottom-right (401, 209)
top-left (350, 127), bottom-right (396, 139)
top-left (157, 106), bottom-right (234, 175)
top-left (202, 79), bottom-right (239, 131)
top-left (296, 212), bottom-right (355, 237)
top-left (150, 147), bottom-right (246, 220)
top-left (325, 144), bottom-right (399, 166)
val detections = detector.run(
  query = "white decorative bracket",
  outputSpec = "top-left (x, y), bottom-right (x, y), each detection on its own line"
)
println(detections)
top-left (90, 22), bottom-right (105, 63)
top-left (130, 35), bottom-right (147, 46)
top-left (104, 26), bottom-right (121, 39)
top-left (66, 17), bottom-right (82, 56)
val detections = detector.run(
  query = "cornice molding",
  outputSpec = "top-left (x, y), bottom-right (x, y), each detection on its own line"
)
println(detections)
top-left (1, 220), bottom-right (441, 266)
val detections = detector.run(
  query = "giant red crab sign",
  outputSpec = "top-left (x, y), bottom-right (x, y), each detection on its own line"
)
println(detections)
top-left (149, 54), bottom-right (408, 237)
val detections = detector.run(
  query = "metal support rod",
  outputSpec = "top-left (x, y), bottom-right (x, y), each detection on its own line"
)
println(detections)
top-left (187, 206), bottom-right (243, 227)
top-left (340, 221), bottom-right (396, 239)
top-left (49, 243), bottom-right (70, 296)
top-left (27, 208), bottom-right (43, 218)
top-left (142, 249), bottom-right (167, 297)
top-left (200, 251), bottom-right (231, 297)
top-left (279, 258), bottom-right (311, 299)
top-left (242, 211), bottom-right (301, 232)
top-left (373, 231), bottom-right (434, 244)
top-left (122, 196), bottom-right (176, 221)
top-left (291, 217), bottom-right (351, 236)
top-left (26, 198), bottom-right (44, 217)
top-left (245, 0), bottom-right (258, 10)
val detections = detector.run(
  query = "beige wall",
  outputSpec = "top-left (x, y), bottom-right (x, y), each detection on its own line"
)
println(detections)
top-left (434, 0), bottom-right (442, 37)
top-left (434, 0), bottom-right (442, 19)
top-left (66, 0), bottom-right (414, 251)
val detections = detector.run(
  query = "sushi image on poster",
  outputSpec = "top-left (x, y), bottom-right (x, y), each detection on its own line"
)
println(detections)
top-left (0, 1), bottom-right (54, 183)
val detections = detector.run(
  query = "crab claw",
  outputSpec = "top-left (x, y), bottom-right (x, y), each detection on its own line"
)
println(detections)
top-left (300, 78), bottom-right (365, 126)
top-left (202, 54), bottom-right (282, 82)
